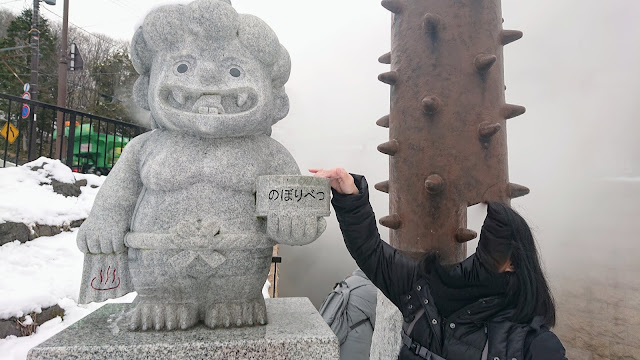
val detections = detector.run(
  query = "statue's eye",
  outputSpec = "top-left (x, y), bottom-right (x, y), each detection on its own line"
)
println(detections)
top-left (229, 67), bottom-right (241, 77)
top-left (177, 64), bottom-right (188, 73)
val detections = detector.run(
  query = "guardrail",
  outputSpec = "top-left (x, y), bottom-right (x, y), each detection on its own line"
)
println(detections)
top-left (0, 92), bottom-right (148, 174)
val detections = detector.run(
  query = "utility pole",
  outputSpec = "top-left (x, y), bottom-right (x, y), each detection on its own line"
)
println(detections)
top-left (27, 0), bottom-right (40, 161)
top-left (55, 0), bottom-right (69, 159)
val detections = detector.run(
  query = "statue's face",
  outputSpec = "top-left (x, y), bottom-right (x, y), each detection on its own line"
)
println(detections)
top-left (148, 40), bottom-right (275, 137)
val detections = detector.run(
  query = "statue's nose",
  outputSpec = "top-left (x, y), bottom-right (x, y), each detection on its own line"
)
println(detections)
top-left (197, 63), bottom-right (224, 86)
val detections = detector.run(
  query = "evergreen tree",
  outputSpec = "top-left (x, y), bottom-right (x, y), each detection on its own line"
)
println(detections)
top-left (0, 9), bottom-right (58, 159)
top-left (0, 9), bottom-right (58, 103)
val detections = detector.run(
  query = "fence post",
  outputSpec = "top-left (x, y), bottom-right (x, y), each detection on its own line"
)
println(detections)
top-left (65, 113), bottom-right (76, 168)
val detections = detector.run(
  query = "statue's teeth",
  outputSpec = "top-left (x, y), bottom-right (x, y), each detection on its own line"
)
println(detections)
top-left (237, 92), bottom-right (248, 107)
top-left (198, 107), bottom-right (219, 114)
top-left (172, 89), bottom-right (186, 105)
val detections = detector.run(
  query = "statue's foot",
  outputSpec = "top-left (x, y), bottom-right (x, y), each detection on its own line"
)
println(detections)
top-left (204, 298), bottom-right (267, 328)
top-left (128, 302), bottom-right (198, 331)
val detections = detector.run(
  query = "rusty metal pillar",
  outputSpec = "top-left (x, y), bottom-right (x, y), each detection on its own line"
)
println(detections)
top-left (376, 0), bottom-right (527, 263)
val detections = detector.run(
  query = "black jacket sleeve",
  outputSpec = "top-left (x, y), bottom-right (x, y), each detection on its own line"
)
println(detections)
top-left (331, 174), bottom-right (417, 308)
top-left (526, 330), bottom-right (567, 360)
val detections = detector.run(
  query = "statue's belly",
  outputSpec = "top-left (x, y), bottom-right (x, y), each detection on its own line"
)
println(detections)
top-left (131, 184), bottom-right (263, 236)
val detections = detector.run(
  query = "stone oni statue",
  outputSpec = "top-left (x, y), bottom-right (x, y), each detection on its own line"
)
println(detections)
top-left (76, 0), bottom-right (326, 331)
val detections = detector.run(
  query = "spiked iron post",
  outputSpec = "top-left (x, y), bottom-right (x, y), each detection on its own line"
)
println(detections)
top-left (377, 0), bottom-right (526, 262)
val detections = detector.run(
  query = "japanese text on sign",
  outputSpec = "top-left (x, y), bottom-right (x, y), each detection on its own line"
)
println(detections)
top-left (268, 188), bottom-right (326, 202)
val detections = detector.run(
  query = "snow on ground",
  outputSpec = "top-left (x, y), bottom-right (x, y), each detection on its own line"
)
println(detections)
top-left (0, 157), bottom-right (104, 226)
top-left (0, 158), bottom-right (271, 360)
top-left (0, 231), bottom-right (85, 319)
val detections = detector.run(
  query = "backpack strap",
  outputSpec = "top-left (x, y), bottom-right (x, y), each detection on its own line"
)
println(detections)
top-left (343, 277), bottom-right (374, 329)
top-left (401, 331), bottom-right (447, 360)
top-left (349, 317), bottom-right (371, 331)
top-left (403, 308), bottom-right (425, 336)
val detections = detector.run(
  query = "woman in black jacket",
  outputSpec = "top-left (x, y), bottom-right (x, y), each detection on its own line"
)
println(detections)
top-left (310, 168), bottom-right (567, 360)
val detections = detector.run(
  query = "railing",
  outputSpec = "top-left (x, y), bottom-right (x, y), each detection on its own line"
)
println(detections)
top-left (0, 92), bottom-right (148, 173)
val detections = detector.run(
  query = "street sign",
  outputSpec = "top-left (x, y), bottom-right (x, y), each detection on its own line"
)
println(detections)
top-left (21, 105), bottom-right (30, 119)
top-left (0, 122), bottom-right (19, 144)
top-left (22, 92), bottom-right (30, 100)
top-left (69, 43), bottom-right (84, 71)
top-left (23, 83), bottom-right (30, 92)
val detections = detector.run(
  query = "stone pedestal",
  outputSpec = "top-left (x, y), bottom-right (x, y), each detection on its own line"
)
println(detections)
top-left (28, 298), bottom-right (338, 360)
top-left (369, 290), bottom-right (402, 360)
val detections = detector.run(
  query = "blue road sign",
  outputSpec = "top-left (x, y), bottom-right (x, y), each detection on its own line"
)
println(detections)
top-left (23, 83), bottom-right (30, 92)
top-left (21, 105), bottom-right (30, 119)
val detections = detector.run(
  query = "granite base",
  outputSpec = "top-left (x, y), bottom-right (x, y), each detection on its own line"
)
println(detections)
top-left (27, 298), bottom-right (338, 360)
top-left (369, 290), bottom-right (402, 360)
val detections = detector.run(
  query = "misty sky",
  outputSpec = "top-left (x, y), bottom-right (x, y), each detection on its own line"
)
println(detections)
top-left (1, 0), bottom-right (639, 307)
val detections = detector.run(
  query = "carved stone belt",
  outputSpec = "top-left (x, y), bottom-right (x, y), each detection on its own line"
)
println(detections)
top-left (124, 232), bottom-right (274, 250)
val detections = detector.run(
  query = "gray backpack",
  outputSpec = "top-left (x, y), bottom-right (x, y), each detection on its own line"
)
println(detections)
top-left (319, 276), bottom-right (371, 344)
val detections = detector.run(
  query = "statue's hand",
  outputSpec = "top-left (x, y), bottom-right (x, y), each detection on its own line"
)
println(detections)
top-left (267, 214), bottom-right (327, 246)
top-left (76, 219), bottom-right (127, 254)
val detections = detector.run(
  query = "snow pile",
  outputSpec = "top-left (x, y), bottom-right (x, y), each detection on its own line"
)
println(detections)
top-left (0, 157), bottom-right (104, 226)
top-left (0, 232), bottom-right (85, 319)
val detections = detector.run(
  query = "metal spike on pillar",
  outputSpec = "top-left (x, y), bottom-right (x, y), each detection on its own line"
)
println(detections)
top-left (378, 71), bottom-right (399, 85)
top-left (381, 0), bottom-right (403, 14)
top-left (478, 122), bottom-right (502, 140)
top-left (380, 214), bottom-right (402, 230)
top-left (423, 13), bottom-right (442, 33)
top-left (501, 30), bottom-right (523, 45)
top-left (378, 52), bottom-right (392, 64)
top-left (455, 228), bottom-right (478, 243)
top-left (377, 115), bottom-right (390, 128)
top-left (502, 104), bottom-right (526, 119)
top-left (424, 174), bottom-right (444, 194)
top-left (378, 140), bottom-right (399, 156)
top-left (421, 96), bottom-right (441, 115)
top-left (474, 54), bottom-right (497, 72)
top-left (508, 183), bottom-right (530, 199)
top-left (375, 180), bottom-right (390, 193)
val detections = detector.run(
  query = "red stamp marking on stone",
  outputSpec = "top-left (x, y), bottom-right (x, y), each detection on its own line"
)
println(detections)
top-left (91, 267), bottom-right (121, 291)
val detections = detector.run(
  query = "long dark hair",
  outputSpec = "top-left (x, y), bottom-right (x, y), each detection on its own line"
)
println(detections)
top-left (498, 203), bottom-right (556, 327)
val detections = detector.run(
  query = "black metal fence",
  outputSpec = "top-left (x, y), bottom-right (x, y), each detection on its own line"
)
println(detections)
top-left (0, 92), bottom-right (148, 174)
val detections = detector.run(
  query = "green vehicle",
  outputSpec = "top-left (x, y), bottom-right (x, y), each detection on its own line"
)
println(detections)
top-left (53, 123), bottom-right (130, 175)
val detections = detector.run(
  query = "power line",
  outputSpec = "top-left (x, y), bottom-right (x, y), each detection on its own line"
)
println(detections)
top-left (0, 0), bottom-right (22, 6)
top-left (1, 71), bottom-right (128, 104)
top-left (0, 71), bottom-right (128, 76)
top-left (40, 6), bottom-right (120, 50)
top-left (103, 0), bottom-right (128, 10)
top-left (1, 4), bottom-right (121, 52)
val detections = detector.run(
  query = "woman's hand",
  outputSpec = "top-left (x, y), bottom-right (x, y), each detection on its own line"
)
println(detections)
top-left (309, 168), bottom-right (359, 195)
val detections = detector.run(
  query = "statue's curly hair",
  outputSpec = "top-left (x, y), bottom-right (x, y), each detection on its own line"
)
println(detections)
top-left (130, 0), bottom-right (291, 111)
